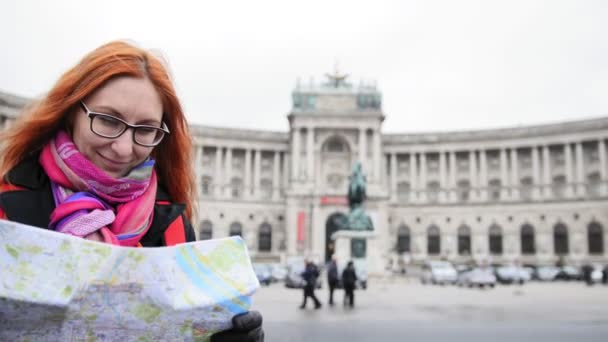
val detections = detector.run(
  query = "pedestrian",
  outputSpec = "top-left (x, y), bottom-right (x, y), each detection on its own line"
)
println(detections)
top-left (300, 259), bottom-right (322, 309)
top-left (0, 40), bottom-right (263, 342)
top-left (342, 260), bottom-right (358, 308)
top-left (327, 255), bottom-right (339, 306)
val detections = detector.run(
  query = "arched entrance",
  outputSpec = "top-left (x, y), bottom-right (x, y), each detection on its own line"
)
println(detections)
top-left (325, 212), bottom-right (348, 262)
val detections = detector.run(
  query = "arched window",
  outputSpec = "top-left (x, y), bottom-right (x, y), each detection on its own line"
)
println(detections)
top-left (457, 180), bottom-right (470, 202)
top-left (520, 224), bottom-right (535, 255)
top-left (397, 181), bottom-right (410, 202)
top-left (457, 225), bottom-right (471, 255)
top-left (324, 137), bottom-right (348, 153)
top-left (258, 223), bottom-right (272, 252)
top-left (199, 220), bottom-right (213, 240)
top-left (553, 223), bottom-right (569, 255)
top-left (396, 224), bottom-right (410, 253)
top-left (231, 177), bottom-right (244, 198)
top-left (488, 179), bottom-right (501, 201)
top-left (229, 222), bottom-right (243, 237)
top-left (588, 222), bottom-right (604, 255)
top-left (427, 225), bottom-right (441, 255)
top-left (489, 224), bottom-right (503, 255)
top-left (201, 176), bottom-right (213, 196)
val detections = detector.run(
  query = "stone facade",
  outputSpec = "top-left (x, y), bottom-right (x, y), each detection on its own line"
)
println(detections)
top-left (1, 73), bottom-right (607, 272)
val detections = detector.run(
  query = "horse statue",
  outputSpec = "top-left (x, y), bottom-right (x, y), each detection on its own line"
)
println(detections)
top-left (346, 162), bottom-right (373, 231)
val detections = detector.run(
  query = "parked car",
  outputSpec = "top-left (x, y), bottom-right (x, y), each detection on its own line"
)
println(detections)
top-left (555, 266), bottom-right (582, 281)
top-left (420, 261), bottom-right (458, 285)
top-left (284, 260), bottom-right (322, 289)
top-left (494, 265), bottom-right (531, 284)
top-left (534, 266), bottom-right (560, 281)
top-left (253, 263), bottom-right (272, 286)
top-left (457, 267), bottom-right (497, 288)
top-left (269, 263), bottom-right (288, 283)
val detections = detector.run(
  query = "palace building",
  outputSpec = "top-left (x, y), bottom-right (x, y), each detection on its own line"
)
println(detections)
top-left (2, 72), bottom-right (607, 273)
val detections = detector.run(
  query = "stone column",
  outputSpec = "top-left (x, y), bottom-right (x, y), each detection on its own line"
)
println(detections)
top-left (391, 153), bottom-right (398, 202)
top-left (439, 151), bottom-right (447, 202)
top-left (531, 146), bottom-right (540, 199)
top-left (599, 139), bottom-right (607, 196)
top-left (214, 147), bottom-right (223, 197)
top-left (359, 127), bottom-right (367, 169)
top-left (253, 149), bottom-right (261, 198)
top-left (272, 151), bottom-right (280, 200)
top-left (409, 153), bottom-right (418, 203)
top-left (479, 149), bottom-right (488, 201)
top-left (500, 148), bottom-right (509, 200)
top-left (469, 150), bottom-right (477, 201)
top-left (282, 152), bottom-right (289, 192)
top-left (291, 127), bottom-right (301, 180)
top-left (419, 152), bottom-right (427, 202)
top-left (224, 147), bottom-right (233, 197)
top-left (373, 129), bottom-right (382, 183)
top-left (244, 149), bottom-right (252, 198)
top-left (510, 148), bottom-right (519, 200)
top-left (542, 145), bottom-right (551, 199)
top-left (564, 143), bottom-right (573, 198)
top-left (306, 126), bottom-right (314, 181)
top-left (575, 142), bottom-right (585, 197)
top-left (449, 151), bottom-right (457, 202)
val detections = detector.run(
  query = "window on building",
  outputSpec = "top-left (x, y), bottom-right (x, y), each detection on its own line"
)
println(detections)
top-left (427, 181), bottom-right (440, 203)
top-left (201, 176), bottom-right (213, 196)
top-left (231, 177), bottom-right (244, 199)
top-left (520, 177), bottom-right (533, 201)
top-left (551, 175), bottom-right (566, 199)
top-left (229, 222), bottom-right (243, 237)
top-left (397, 181), bottom-right (410, 202)
top-left (325, 138), bottom-right (346, 153)
top-left (586, 172), bottom-right (601, 198)
top-left (260, 178), bottom-right (273, 199)
top-left (198, 220), bottom-right (213, 240)
top-left (258, 223), bottom-right (272, 252)
top-left (489, 224), bottom-right (503, 255)
top-left (520, 224), bottom-right (535, 255)
top-left (553, 223), bottom-right (569, 255)
top-left (488, 179), bottom-right (501, 201)
top-left (588, 222), bottom-right (604, 255)
top-left (427, 225), bottom-right (441, 255)
top-left (457, 225), bottom-right (471, 255)
top-left (457, 180), bottom-right (470, 202)
top-left (396, 224), bottom-right (410, 253)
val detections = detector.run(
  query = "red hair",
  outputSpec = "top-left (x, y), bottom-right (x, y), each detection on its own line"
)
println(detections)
top-left (0, 41), bottom-right (195, 219)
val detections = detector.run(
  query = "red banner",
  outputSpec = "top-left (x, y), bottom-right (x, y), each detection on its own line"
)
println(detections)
top-left (297, 211), bottom-right (306, 242)
top-left (319, 196), bottom-right (348, 206)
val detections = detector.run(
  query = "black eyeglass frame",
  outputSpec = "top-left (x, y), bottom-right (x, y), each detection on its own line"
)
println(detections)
top-left (80, 101), bottom-right (170, 147)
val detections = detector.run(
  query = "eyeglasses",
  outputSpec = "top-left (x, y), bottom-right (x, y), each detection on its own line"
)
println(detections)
top-left (80, 101), bottom-right (170, 147)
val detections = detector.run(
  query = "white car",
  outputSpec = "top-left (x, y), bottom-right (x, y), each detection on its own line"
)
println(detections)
top-left (457, 267), bottom-right (497, 288)
top-left (420, 261), bottom-right (458, 285)
top-left (495, 265), bottom-right (531, 284)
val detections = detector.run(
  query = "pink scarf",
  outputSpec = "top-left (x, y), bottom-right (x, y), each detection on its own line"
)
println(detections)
top-left (39, 130), bottom-right (157, 246)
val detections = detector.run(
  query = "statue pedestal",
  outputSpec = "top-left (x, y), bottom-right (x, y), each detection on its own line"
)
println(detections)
top-left (331, 230), bottom-right (382, 277)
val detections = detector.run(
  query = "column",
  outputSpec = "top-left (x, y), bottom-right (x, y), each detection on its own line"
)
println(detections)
top-left (272, 151), bottom-right (280, 200)
top-left (291, 127), bottom-right (301, 180)
top-left (306, 126), bottom-right (314, 181)
top-left (599, 140), bottom-right (607, 196)
top-left (449, 151), bottom-right (457, 202)
top-left (224, 148), bottom-right (233, 197)
top-left (575, 142), bottom-right (585, 197)
top-left (564, 143), bottom-right (573, 197)
top-left (253, 149), bottom-right (261, 198)
top-left (409, 152), bottom-right (418, 203)
top-left (244, 149), bottom-right (252, 197)
top-left (510, 148), bottom-right (519, 200)
top-left (214, 147), bottom-right (223, 197)
top-left (419, 152), bottom-right (427, 202)
top-left (373, 129), bottom-right (382, 183)
top-left (531, 146), bottom-right (540, 199)
top-left (479, 149), bottom-right (488, 201)
top-left (500, 148), bottom-right (509, 199)
top-left (439, 151), bottom-right (447, 202)
top-left (542, 145), bottom-right (551, 199)
top-left (359, 128), bottom-right (367, 168)
top-left (391, 153), bottom-right (398, 202)
top-left (469, 150), bottom-right (477, 201)
top-left (282, 152), bottom-right (289, 192)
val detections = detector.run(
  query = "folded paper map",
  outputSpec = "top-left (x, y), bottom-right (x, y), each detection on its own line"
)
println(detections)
top-left (0, 219), bottom-right (260, 341)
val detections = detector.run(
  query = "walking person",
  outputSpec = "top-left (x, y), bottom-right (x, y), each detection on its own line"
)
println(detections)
top-left (327, 255), bottom-right (339, 306)
top-left (300, 259), bottom-right (322, 309)
top-left (342, 261), bottom-right (358, 308)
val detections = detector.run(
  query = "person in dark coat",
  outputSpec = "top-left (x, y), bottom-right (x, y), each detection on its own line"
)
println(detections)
top-left (300, 260), bottom-right (322, 309)
top-left (342, 261), bottom-right (358, 308)
top-left (327, 255), bottom-right (339, 306)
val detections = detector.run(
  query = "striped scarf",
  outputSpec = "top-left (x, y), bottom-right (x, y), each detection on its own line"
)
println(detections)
top-left (39, 130), bottom-right (157, 246)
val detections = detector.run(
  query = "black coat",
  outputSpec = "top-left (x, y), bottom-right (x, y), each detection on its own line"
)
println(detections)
top-left (342, 267), bottom-right (358, 288)
top-left (0, 155), bottom-right (195, 246)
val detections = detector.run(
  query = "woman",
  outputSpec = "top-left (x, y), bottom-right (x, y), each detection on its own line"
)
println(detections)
top-left (0, 41), bottom-right (262, 341)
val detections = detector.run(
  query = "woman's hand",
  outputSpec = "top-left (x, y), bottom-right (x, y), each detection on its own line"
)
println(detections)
top-left (210, 310), bottom-right (264, 342)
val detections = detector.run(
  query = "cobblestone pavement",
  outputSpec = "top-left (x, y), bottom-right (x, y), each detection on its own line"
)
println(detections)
top-left (251, 277), bottom-right (608, 342)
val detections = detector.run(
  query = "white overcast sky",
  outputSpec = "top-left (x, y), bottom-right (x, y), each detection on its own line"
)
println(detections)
top-left (1, 0), bottom-right (607, 133)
